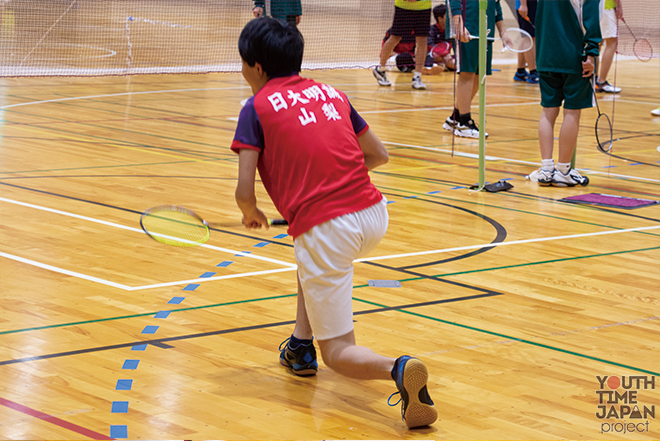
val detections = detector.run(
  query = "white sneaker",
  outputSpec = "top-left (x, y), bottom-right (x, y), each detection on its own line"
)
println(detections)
top-left (442, 116), bottom-right (456, 132)
top-left (596, 81), bottom-right (621, 93)
top-left (373, 67), bottom-right (391, 86)
top-left (454, 119), bottom-right (488, 139)
top-left (552, 168), bottom-right (589, 187)
top-left (651, 107), bottom-right (660, 116)
top-left (412, 75), bottom-right (426, 90)
top-left (527, 168), bottom-right (554, 186)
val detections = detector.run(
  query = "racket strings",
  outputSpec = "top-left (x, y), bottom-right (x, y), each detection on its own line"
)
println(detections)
top-left (141, 209), bottom-right (209, 246)
top-left (504, 29), bottom-right (533, 53)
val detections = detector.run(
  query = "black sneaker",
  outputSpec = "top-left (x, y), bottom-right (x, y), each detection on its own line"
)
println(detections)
top-left (388, 355), bottom-right (437, 429)
top-left (279, 337), bottom-right (318, 376)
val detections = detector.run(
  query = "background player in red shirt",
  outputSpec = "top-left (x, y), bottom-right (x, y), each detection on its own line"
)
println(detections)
top-left (231, 17), bottom-right (437, 429)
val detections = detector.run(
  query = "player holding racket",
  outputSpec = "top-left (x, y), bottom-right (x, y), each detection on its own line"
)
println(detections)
top-left (530, 0), bottom-right (601, 187)
top-left (443, 0), bottom-right (508, 139)
top-left (232, 17), bottom-right (437, 429)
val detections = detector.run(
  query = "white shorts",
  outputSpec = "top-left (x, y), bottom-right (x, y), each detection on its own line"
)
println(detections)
top-left (600, 8), bottom-right (617, 39)
top-left (294, 198), bottom-right (389, 341)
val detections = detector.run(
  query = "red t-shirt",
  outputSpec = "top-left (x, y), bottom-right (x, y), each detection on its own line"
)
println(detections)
top-left (231, 75), bottom-right (383, 238)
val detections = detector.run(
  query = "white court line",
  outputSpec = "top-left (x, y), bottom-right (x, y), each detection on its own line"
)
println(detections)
top-left (356, 225), bottom-right (660, 263)
top-left (359, 100), bottom-right (539, 115)
top-left (0, 87), bottom-right (250, 110)
top-left (0, 196), bottom-right (297, 270)
top-left (387, 142), bottom-right (660, 184)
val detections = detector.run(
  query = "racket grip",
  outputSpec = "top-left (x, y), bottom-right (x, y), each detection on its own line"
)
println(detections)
top-left (269, 219), bottom-right (288, 226)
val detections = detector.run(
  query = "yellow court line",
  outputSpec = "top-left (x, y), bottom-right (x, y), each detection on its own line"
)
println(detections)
top-left (6, 125), bottom-right (237, 169)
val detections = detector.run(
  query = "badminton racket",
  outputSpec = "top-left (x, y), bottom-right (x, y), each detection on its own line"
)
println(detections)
top-left (590, 78), bottom-right (615, 153)
top-left (468, 28), bottom-right (533, 53)
top-left (140, 205), bottom-right (287, 247)
top-left (620, 18), bottom-right (653, 62)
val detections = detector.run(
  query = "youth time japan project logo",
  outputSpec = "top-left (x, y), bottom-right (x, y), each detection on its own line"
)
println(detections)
top-left (596, 375), bottom-right (656, 434)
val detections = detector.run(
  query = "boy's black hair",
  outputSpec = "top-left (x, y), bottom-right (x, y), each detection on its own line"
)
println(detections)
top-left (238, 17), bottom-right (304, 77)
top-left (433, 4), bottom-right (447, 21)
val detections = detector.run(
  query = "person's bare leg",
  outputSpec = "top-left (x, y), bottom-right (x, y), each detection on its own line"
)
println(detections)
top-left (414, 35), bottom-right (427, 75)
top-left (598, 37), bottom-right (617, 82)
top-left (317, 331), bottom-right (395, 380)
top-left (557, 108), bottom-right (581, 164)
top-left (292, 273), bottom-right (313, 340)
top-left (525, 38), bottom-right (536, 71)
top-left (380, 35), bottom-right (403, 66)
top-left (456, 72), bottom-right (477, 114)
top-left (539, 106), bottom-right (560, 160)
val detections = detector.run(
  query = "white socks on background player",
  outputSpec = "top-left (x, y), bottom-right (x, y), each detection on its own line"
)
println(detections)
top-left (542, 159), bottom-right (571, 174)
top-left (413, 72), bottom-right (422, 81)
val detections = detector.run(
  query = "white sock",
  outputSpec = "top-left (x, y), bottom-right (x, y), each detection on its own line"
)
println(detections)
top-left (413, 72), bottom-right (421, 80)
top-left (557, 162), bottom-right (571, 174)
top-left (541, 159), bottom-right (555, 172)
top-left (377, 66), bottom-right (386, 73)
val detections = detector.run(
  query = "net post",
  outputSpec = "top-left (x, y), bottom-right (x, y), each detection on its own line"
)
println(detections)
top-left (477, 0), bottom-right (487, 190)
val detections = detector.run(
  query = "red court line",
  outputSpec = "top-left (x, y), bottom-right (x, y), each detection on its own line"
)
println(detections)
top-left (0, 397), bottom-right (113, 440)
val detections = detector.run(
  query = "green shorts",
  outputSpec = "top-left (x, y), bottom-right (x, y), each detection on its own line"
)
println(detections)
top-left (456, 39), bottom-right (493, 75)
top-left (539, 72), bottom-right (594, 109)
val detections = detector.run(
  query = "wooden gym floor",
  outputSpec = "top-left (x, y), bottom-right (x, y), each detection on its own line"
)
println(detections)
top-left (0, 58), bottom-right (659, 440)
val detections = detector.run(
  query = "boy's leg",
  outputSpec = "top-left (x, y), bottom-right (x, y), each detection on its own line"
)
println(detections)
top-left (557, 108), bottom-right (581, 164)
top-left (317, 331), bottom-right (394, 380)
top-left (380, 35), bottom-right (403, 67)
top-left (292, 273), bottom-right (313, 340)
top-left (539, 106), bottom-right (560, 160)
top-left (456, 71), bottom-right (477, 114)
top-left (412, 35), bottom-right (428, 89)
top-left (318, 332), bottom-right (437, 429)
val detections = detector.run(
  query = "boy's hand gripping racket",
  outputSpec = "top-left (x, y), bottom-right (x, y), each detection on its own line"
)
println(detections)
top-left (140, 205), bottom-right (287, 247)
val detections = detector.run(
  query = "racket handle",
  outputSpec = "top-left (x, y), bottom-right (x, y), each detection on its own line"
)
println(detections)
top-left (269, 219), bottom-right (288, 226)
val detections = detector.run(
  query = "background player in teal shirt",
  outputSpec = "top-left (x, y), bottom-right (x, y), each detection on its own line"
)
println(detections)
top-left (531, 0), bottom-right (601, 187)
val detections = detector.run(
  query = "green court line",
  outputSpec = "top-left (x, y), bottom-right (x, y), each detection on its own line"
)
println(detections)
top-left (4, 244), bottom-right (658, 336)
top-left (353, 297), bottom-right (660, 377)
top-left (0, 159), bottom-right (227, 175)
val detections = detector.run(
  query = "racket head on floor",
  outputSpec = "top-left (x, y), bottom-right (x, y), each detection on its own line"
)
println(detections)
top-left (595, 112), bottom-right (614, 153)
top-left (502, 27), bottom-right (533, 53)
top-left (140, 205), bottom-right (210, 247)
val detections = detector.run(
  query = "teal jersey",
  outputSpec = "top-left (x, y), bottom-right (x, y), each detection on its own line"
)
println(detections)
top-left (254, 0), bottom-right (302, 17)
top-left (448, 0), bottom-right (503, 39)
top-left (536, 0), bottom-right (601, 74)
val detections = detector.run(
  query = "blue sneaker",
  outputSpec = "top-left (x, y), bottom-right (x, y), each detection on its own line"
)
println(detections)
top-left (279, 337), bottom-right (318, 376)
top-left (513, 70), bottom-right (529, 82)
top-left (388, 356), bottom-right (437, 429)
top-left (527, 71), bottom-right (540, 83)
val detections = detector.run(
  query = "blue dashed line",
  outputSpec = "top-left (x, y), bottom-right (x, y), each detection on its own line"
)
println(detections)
top-left (168, 296), bottom-right (185, 304)
top-left (403, 195), bottom-right (418, 199)
top-left (199, 272), bottom-right (216, 278)
top-left (603, 165), bottom-right (617, 168)
top-left (122, 360), bottom-right (140, 370)
top-left (253, 242), bottom-right (270, 248)
top-left (141, 325), bottom-right (159, 334)
top-left (216, 261), bottom-right (233, 267)
top-left (235, 251), bottom-right (252, 256)
top-left (183, 284), bottom-right (200, 291)
top-left (629, 162), bottom-right (642, 166)
top-left (273, 234), bottom-right (288, 239)
top-left (500, 178), bottom-right (514, 181)
top-left (111, 402), bottom-right (129, 413)
top-left (154, 311), bottom-right (171, 319)
top-left (386, 200), bottom-right (396, 204)
top-left (427, 190), bottom-right (442, 194)
top-left (131, 344), bottom-right (147, 351)
top-left (110, 425), bottom-right (128, 439)
top-left (451, 186), bottom-right (467, 190)
top-left (115, 380), bottom-right (133, 391)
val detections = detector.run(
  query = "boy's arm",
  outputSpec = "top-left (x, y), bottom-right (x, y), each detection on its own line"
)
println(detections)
top-left (582, 0), bottom-right (601, 59)
top-left (358, 128), bottom-right (388, 170)
top-left (235, 148), bottom-right (269, 228)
